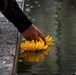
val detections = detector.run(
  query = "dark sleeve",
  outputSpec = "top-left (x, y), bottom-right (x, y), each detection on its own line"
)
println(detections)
top-left (1, 0), bottom-right (32, 33)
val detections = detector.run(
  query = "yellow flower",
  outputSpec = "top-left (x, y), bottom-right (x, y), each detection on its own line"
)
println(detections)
top-left (20, 35), bottom-right (54, 51)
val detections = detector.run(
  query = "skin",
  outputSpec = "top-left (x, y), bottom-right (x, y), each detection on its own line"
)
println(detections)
top-left (22, 24), bottom-right (46, 45)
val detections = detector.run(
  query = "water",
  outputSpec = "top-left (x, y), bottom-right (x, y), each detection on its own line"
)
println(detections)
top-left (17, 0), bottom-right (76, 74)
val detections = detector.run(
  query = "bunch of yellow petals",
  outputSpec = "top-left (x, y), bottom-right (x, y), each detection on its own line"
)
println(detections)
top-left (20, 35), bottom-right (54, 51)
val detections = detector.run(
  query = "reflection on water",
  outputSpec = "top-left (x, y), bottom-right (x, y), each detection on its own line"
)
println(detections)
top-left (17, 46), bottom-right (54, 74)
top-left (17, 0), bottom-right (76, 74)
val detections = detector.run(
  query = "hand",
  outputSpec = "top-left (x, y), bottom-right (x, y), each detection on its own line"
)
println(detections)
top-left (22, 24), bottom-right (46, 44)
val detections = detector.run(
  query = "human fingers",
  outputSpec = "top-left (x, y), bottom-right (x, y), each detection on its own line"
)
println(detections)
top-left (38, 30), bottom-right (46, 45)
top-left (34, 34), bottom-right (39, 42)
top-left (25, 35), bottom-right (35, 41)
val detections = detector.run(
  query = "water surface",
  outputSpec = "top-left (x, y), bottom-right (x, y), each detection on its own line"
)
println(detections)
top-left (17, 0), bottom-right (76, 74)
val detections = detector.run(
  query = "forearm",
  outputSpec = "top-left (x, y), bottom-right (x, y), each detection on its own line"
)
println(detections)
top-left (2, 0), bottom-right (32, 33)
